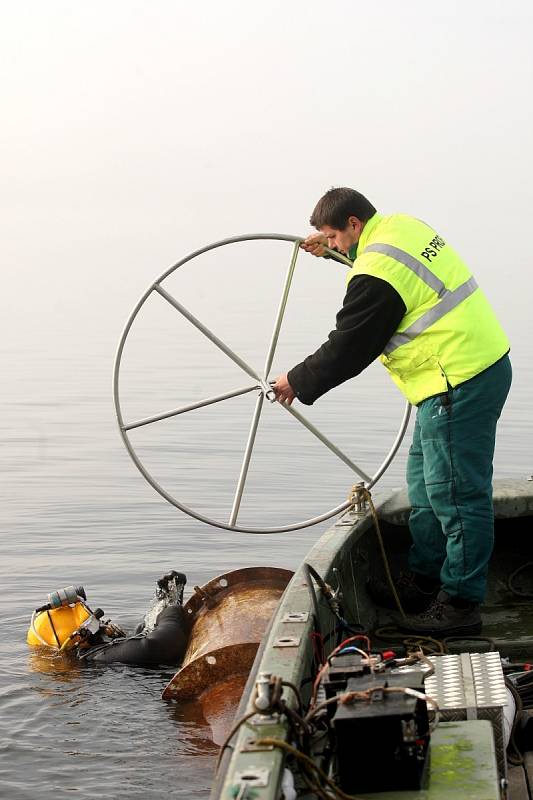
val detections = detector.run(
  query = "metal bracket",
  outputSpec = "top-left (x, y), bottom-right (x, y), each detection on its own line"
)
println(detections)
top-left (250, 712), bottom-right (281, 726)
top-left (241, 737), bottom-right (275, 753)
top-left (192, 584), bottom-right (217, 608)
top-left (273, 636), bottom-right (301, 648)
top-left (281, 611), bottom-right (309, 623)
top-left (348, 482), bottom-right (369, 514)
top-left (234, 767), bottom-right (270, 788)
top-left (336, 510), bottom-right (362, 526)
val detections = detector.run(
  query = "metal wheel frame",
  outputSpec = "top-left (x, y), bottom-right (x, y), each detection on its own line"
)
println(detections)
top-left (113, 234), bottom-right (411, 534)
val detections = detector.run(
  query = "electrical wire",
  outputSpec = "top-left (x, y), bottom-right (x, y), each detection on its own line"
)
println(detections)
top-left (282, 701), bottom-right (312, 743)
top-left (228, 650), bottom-right (437, 798)
top-left (504, 676), bottom-right (525, 766)
top-left (310, 635), bottom-right (372, 710)
top-left (216, 676), bottom-right (312, 774)
top-left (281, 679), bottom-right (304, 716)
top-left (304, 562), bottom-right (367, 641)
top-left (373, 650), bottom-right (434, 678)
top-left (300, 768), bottom-right (331, 800)
top-left (254, 737), bottom-right (368, 800)
top-left (305, 683), bottom-right (439, 730)
top-left (303, 563), bottom-right (322, 631)
top-left (215, 710), bottom-right (257, 771)
top-left (505, 668), bottom-right (533, 710)
top-left (329, 635), bottom-right (371, 659)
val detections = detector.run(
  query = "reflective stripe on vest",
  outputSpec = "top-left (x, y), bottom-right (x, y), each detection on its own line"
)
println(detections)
top-left (384, 276), bottom-right (479, 354)
top-left (362, 242), bottom-right (479, 356)
top-left (364, 242), bottom-right (447, 298)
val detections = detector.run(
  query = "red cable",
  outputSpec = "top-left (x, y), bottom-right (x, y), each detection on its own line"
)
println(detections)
top-left (310, 634), bottom-right (373, 709)
top-left (311, 631), bottom-right (325, 667)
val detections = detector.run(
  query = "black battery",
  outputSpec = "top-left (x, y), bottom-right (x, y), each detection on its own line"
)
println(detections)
top-left (322, 653), bottom-right (371, 701)
top-left (332, 672), bottom-right (430, 793)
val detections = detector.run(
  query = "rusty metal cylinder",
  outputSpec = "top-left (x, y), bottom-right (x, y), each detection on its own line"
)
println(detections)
top-left (162, 567), bottom-right (292, 708)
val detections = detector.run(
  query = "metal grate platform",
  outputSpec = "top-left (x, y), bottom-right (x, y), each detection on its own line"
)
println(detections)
top-left (424, 652), bottom-right (509, 778)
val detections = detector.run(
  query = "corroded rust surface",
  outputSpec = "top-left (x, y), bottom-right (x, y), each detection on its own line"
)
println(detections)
top-left (161, 566), bottom-right (292, 703)
top-left (184, 566), bottom-right (293, 616)
top-left (162, 642), bottom-right (257, 701)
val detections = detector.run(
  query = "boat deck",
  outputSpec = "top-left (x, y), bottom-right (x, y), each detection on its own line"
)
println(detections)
top-left (508, 751), bottom-right (533, 799)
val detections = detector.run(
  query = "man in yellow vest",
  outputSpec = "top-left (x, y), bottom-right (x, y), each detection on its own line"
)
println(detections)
top-left (273, 187), bottom-right (511, 636)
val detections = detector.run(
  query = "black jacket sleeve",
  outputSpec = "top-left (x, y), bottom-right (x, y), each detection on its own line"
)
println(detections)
top-left (287, 274), bottom-right (406, 405)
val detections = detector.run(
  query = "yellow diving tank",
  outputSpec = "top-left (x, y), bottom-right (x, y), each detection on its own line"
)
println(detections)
top-left (27, 585), bottom-right (91, 650)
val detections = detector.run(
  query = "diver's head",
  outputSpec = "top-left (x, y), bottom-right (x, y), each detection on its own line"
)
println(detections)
top-left (27, 585), bottom-right (105, 651)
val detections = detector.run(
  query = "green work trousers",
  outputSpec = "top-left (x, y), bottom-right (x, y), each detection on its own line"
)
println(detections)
top-left (407, 354), bottom-right (512, 603)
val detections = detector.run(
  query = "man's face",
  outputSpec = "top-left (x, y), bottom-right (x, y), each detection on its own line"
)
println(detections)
top-left (320, 216), bottom-right (364, 254)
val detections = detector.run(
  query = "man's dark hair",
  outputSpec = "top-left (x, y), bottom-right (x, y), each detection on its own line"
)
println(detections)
top-left (310, 187), bottom-right (377, 230)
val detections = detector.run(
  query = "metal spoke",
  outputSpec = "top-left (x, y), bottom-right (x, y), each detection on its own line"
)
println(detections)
top-left (229, 393), bottom-right (264, 526)
top-left (263, 240), bottom-right (300, 378)
top-left (280, 403), bottom-right (372, 483)
top-left (154, 284), bottom-right (261, 382)
top-left (123, 384), bottom-right (258, 431)
top-left (114, 233), bottom-right (410, 533)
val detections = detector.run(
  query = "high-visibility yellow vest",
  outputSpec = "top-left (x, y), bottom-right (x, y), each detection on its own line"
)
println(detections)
top-left (347, 213), bottom-right (509, 405)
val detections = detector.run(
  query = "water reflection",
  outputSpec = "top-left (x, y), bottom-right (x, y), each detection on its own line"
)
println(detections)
top-left (29, 649), bottom-right (83, 680)
top-left (166, 699), bottom-right (221, 755)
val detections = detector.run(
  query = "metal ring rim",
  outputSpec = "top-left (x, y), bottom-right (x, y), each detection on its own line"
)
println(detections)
top-left (113, 233), bottom-right (410, 534)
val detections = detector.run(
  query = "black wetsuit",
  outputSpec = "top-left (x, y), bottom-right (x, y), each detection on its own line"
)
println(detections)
top-left (82, 605), bottom-right (191, 667)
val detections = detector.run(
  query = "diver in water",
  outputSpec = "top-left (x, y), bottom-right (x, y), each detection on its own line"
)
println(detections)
top-left (27, 571), bottom-right (191, 667)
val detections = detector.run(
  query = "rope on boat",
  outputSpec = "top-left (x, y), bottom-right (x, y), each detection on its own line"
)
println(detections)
top-left (507, 561), bottom-right (533, 597)
top-left (372, 625), bottom-right (447, 655)
top-left (348, 484), bottom-right (406, 619)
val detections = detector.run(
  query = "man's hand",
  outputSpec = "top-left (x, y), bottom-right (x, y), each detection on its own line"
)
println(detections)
top-left (272, 374), bottom-right (296, 405)
top-left (300, 233), bottom-right (328, 257)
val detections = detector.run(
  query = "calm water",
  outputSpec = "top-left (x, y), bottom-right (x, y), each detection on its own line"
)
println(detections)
top-left (2, 240), bottom-right (531, 798)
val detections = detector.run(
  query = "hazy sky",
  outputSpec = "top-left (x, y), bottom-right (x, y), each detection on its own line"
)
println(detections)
top-left (2, 0), bottom-right (532, 394)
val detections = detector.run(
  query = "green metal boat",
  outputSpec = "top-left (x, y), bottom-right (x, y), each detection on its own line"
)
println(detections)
top-left (211, 478), bottom-right (533, 800)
